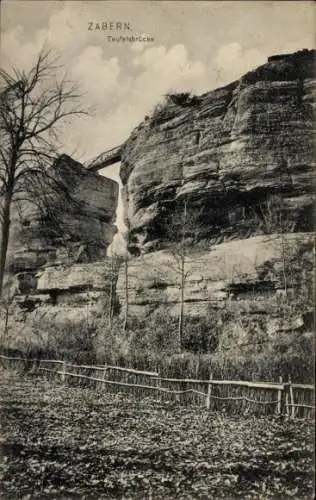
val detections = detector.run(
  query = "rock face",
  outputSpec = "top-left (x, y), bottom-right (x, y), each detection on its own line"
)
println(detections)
top-left (9, 261), bottom-right (116, 335)
top-left (7, 155), bottom-right (118, 275)
top-left (120, 49), bottom-right (314, 255)
top-left (2, 155), bottom-right (119, 345)
top-left (116, 233), bottom-right (314, 345)
top-left (116, 49), bottom-right (315, 341)
top-left (2, 49), bottom-right (315, 354)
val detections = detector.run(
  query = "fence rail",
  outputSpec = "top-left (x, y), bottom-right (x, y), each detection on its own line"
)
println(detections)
top-left (155, 377), bottom-right (285, 390)
top-left (1, 354), bottom-right (314, 418)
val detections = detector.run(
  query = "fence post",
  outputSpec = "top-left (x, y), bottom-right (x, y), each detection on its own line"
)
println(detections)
top-left (61, 361), bottom-right (66, 384)
top-left (277, 376), bottom-right (283, 415)
top-left (30, 359), bottom-right (37, 374)
top-left (101, 363), bottom-right (107, 391)
top-left (206, 373), bottom-right (213, 410)
top-left (155, 372), bottom-right (161, 403)
top-left (285, 391), bottom-right (289, 417)
top-left (289, 376), bottom-right (295, 419)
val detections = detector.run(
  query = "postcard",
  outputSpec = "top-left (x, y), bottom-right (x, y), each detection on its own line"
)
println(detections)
top-left (0, 1), bottom-right (314, 498)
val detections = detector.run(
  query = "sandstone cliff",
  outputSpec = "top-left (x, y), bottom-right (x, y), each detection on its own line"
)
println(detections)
top-left (120, 49), bottom-right (314, 255)
top-left (1, 155), bottom-right (118, 346)
top-left (116, 233), bottom-right (314, 348)
top-left (2, 49), bottom-right (315, 357)
top-left (7, 155), bottom-right (118, 277)
top-left (116, 49), bottom-right (315, 344)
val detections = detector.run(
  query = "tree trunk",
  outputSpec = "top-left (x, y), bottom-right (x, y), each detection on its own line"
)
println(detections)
top-left (281, 234), bottom-right (287, 297)
top-left (178, 256), bottom-right (185, 353)
top-left (0, 192), bottom-right (12, 296)
top-left (177, 200), bottom-right (187, 353)
top-left (123, 258), bottom-right (128, 331)
top-left (108, 251), bottom-right (117, 332)
top-left (313, 235), bottom-right (316, 336)
top-left (3, 303), bottom-right (9, 342)
top-left (108, 276), bottom-right (114, 329)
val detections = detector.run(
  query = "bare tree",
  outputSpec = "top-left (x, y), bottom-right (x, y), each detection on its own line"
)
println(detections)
top-left (252, 195), bottom-right (296, 296)
top-left (108, 251), bottom-right (116, 330)
top-left (107, 249), bottom-right (122, 330)
top-left (140, 197), bottom-right (203, 352)
top-left (0, 49), bottom-right (86, 294)
top-left (0, 276), bottom-right (17, 344)
top-left (119, 223), bottom-right (134, 333)
top-left (171, 198), bottom-right (190, 351)
top-left (123, 256), bottom-right (129, 332)
top-left (168, 198), bottom-right (207, 351)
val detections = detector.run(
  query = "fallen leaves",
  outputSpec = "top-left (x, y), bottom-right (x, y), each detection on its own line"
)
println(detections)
top-left (0, 369), bottom-right (314, 499)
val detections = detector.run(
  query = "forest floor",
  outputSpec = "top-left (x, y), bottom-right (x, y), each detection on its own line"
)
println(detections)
top-left (0, 369), bottom-right (314, 499)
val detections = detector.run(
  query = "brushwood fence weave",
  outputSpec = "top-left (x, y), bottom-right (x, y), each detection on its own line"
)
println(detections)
top-left (0, 355), bottom-right (314, 418)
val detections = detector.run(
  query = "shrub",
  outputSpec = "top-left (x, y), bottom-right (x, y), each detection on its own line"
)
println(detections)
top-left (164, 92), bottom-right (200, 107)
top-left (6, 318), bottom-right (97, 364)
top-left (149, 91), bottom-right (200, 127)
top-left (182, 315), bottom-right (219, 353)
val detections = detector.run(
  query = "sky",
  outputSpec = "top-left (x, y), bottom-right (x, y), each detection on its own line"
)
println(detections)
top-left (1, 0), bottom-right (314, 251)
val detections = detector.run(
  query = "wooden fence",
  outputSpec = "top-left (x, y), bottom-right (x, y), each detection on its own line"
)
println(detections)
top-left (1, 354), bottom-right (314, 419)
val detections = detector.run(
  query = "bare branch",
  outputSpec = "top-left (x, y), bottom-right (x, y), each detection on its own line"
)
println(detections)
top-left (0, 49), bottom-right (87, 294)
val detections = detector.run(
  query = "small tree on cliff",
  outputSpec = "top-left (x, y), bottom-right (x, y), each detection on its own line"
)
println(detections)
top-left (107, 249), bottom-right (123, 330)
top-left (171, 198), bottom-right (190, 351)
top-left (169, 198), bottom-right (205, 352)
top-left (252, 195), bottom-right (296, 296)
top-left (141, 197), bottom-right (203, 353)
top-left (0, 49), bottom-right (86, 295)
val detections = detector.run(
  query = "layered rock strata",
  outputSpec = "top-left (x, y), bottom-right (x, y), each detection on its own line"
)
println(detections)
top-left (2, 156), bottom-right (119, 343)
top-left (120, 49), bottom-right (315, 256)
top-left (116, 233), bottom-right (314, 342)
top-left (7, 155), bottom-right (118, 275)
top-left (116, 49), bottom-right (315, 339)
top-left (7, 261), bottom-right (116, 338)
top-left (2, 49), bottom-right (315, 351)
